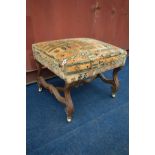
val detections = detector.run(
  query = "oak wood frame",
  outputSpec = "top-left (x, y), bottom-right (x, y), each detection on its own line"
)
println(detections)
top-left (35, 60), bottom-right (122, 122)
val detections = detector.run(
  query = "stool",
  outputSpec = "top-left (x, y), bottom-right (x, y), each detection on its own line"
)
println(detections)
top-left (32, 38), bottom-right (127, 122)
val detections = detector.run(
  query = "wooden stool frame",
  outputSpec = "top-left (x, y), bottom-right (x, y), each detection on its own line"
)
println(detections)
top-left (36, 60), bottom-right (122, 122)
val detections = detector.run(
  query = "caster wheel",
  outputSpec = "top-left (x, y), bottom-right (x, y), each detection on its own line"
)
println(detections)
top-left (38, 87), bottom-right (42, 92)
top-left (67, 117), bottom-right (72, 122)
top-left (112, 93), bottom-right (116, 98)
top-left (65, 108), bottom-right (72, 122)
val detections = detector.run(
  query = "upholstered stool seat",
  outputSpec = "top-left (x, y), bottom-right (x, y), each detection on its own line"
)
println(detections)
top-left (32, 38), bottom-right (127, 122)
top-left (32, 38), bottom-right (127, 83)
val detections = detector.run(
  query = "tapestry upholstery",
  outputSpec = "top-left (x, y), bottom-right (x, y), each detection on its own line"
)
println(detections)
top-left (32, 38), bottom-right (127, 83)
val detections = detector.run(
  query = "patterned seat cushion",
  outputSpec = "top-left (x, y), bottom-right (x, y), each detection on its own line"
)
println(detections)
top-left (32, 38), bottom-right (127, 83)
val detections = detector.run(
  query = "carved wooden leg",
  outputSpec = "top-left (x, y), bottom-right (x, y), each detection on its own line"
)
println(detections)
top-left (111, 67), bottom-right (122, 97)
top-left (64, 83), bottom-right (74, 122)
top-left (36, 61), bottom-right (43, 92)
top-left (98, 67), bottom-right (122, 98)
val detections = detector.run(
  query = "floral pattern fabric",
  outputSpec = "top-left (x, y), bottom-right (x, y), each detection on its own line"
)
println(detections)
top-left (32, 38), bottom-right (127, 83)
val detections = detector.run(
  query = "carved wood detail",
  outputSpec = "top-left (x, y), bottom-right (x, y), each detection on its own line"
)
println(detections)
top-left (35, 60), bottom-right (122, 122)
top-left (98, 67), bottom-right (122, 95)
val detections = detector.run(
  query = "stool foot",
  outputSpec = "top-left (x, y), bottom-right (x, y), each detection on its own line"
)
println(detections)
top-left (65, 107), bottom-right (73, 123)
top-left (64, 83), bottom-right (74, 122)
top-left (38, 87), bottom-right (42, 92)
top-left (111, 67), bottom-right (122, 97)
top-left (36, 61), bottom-right (43, 93)
top-left (112, 93), bottom-right (116, 98)
top-left (67, 117), bottom-right (72, 122)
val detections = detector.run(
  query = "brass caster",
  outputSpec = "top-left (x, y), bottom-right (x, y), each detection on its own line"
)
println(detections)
top-left (67, 117), bottom-right (72, 123)
top-left (38, 87), bottom-right (42, 92)
top-left (65, 108), bottom-right (72, 122)
top-left (112, 93), bottom-right (116, 98)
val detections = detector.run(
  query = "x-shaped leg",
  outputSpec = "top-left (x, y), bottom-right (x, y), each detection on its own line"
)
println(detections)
top-left (35, 60), bottom-right (74, 122)
top-left (98, 67), bottom-right (122, 97)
